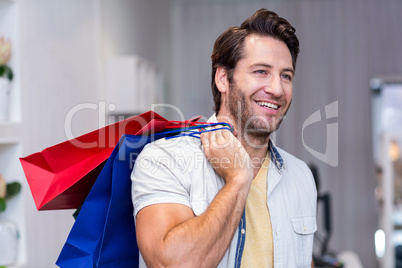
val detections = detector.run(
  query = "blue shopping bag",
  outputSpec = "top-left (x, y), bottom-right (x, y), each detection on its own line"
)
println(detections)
top-left (56, 123), bottom-right (232, 268)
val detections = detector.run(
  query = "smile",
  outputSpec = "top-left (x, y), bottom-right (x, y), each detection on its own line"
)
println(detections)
top-left (256, 101), bottom-right (279, 110)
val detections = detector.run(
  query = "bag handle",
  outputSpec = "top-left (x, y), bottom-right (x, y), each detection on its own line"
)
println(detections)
top-left (163, 122), bottom-right (233, 139)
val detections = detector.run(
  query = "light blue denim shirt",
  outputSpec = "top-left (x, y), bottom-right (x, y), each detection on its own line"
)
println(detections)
top-left (132, 115), bottom-right (317, 268)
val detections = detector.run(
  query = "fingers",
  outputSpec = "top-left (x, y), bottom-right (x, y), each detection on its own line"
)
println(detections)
top-left (210, 128), bottom-right (217, 146)
top-left (200, 132), bottom-right (210, 157)
top-left (214, 128), bottom-right (225, 145)
top-left (199, 126), bottom-right (251, 184)
top-left (220, 128), bottom-right (231, 141)
top-left (200, 125), bottom-right (236, 152)
top-left (200, 131), bottom-right (209, 147)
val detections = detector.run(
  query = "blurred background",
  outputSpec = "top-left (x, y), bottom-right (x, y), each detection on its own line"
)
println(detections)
top-left (0, 0), bottom-right (401, 267)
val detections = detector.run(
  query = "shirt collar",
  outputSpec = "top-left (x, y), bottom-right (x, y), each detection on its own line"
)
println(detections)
top-left (268, 139), bottom-right (285, 172)
top-left (209, 114), bottom-right (285, 172)
top-left (208, 114), bottom-right (218, 123)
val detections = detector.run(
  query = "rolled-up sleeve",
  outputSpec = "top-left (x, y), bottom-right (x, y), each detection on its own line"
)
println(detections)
top-left (131, 143), bottom-right (191, 218)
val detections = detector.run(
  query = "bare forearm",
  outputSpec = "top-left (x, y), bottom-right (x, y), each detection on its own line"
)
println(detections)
top-left (147, 181), bottom-right (249, 268)
top-left (202, 182), bottom-right (249, 266)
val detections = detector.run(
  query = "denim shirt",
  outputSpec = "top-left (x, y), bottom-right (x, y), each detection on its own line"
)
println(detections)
top-left (132, 117), bottom-right (317, 268)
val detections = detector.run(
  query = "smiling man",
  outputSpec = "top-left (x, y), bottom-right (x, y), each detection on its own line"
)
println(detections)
top-left (132, 8), bottom-right (317, 268)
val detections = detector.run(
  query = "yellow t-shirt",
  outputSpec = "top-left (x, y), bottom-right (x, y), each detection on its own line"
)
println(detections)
top-left (240, 155), bottom-right (274, 267)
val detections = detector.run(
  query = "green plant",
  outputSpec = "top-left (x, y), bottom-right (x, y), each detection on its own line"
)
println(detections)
top-left (0, 175), bottom-right (21, 212)
top-left (0, 37), bottom-right (13, 81)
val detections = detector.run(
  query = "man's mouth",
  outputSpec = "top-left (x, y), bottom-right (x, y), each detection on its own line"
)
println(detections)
top-left (255, 101), bottom-right (279, 110)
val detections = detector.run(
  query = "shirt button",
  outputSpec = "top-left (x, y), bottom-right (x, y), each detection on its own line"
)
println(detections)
top-left (241, 229), bottom-right (246, 235)
top-left (303, 226), bottom-right (307, 231)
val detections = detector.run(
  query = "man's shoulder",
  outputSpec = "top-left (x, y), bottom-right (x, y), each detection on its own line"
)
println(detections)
top-left (274, 145), bottom-right (317, 199)
top-left (274, 145), bottom-right (311, 174)
top-left (140, 135), bottom-right (203, 157)
top-left (276, 146), bottom-right (304, 164)
top-left (139, 115), bottom-right (216, 157)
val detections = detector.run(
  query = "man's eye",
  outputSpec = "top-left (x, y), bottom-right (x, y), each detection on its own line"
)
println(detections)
top-left (255, 70), bottom-right (267, 75)
top-left (281, 74), bottom-right (293, 81)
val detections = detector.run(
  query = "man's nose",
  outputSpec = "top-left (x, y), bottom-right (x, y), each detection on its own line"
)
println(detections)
top-left (263, 75), bottom-right (284, 97)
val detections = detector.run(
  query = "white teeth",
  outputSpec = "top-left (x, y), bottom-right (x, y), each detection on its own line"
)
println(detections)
top-left (256, 101), bottom-right (278, 110)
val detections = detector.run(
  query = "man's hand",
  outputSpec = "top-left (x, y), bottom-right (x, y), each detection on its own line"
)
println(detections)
top-left (200, 128), bottom-right (253, 186)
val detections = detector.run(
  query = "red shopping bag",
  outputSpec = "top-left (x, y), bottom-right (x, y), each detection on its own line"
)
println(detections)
top-left (20, 111), bottom-right (173, 211)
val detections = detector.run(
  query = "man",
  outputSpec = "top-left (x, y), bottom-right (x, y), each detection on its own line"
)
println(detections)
top-left (131, 8), bottom-right (317, 268)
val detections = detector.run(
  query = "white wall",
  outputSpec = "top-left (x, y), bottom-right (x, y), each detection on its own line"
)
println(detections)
top-left (101, 0), bottom-right (171, 115)
top-left (19, 0), bottom-right (102, 267)
top-left (18, 0), bottom-right (172, 266)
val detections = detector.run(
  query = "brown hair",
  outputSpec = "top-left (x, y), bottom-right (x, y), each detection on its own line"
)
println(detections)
top-left (210, 8), bottom-right (300, 113)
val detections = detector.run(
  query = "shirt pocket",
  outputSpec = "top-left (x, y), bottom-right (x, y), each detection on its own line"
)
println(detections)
top-left (291, 216), bottom-right (317, 267)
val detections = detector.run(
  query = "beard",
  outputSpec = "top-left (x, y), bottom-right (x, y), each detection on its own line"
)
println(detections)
top-left (226, 81), bottom-right (290, 143)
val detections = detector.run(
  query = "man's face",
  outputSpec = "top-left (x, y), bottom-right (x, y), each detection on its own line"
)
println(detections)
top-left (224, 34), bottom-right (294, 138)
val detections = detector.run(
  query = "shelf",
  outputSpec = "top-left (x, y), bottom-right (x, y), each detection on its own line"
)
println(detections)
top-left (0, 122), bottom-right (21, 144)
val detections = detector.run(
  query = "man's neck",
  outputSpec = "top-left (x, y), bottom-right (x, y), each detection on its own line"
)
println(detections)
top-left (238, 134), bottom-right (270, 177)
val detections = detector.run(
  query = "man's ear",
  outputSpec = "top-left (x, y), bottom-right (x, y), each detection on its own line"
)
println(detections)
top-left (215, 66), bottom-right (229, 93)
